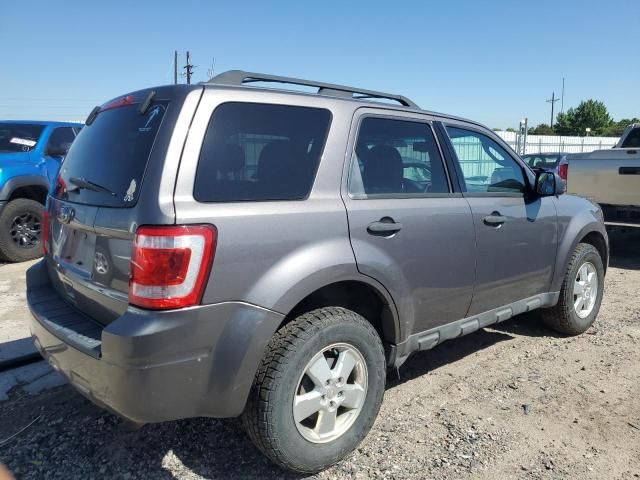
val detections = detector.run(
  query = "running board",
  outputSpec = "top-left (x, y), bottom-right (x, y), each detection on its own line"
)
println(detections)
top-left (388, 292), bottom-right (559, 368)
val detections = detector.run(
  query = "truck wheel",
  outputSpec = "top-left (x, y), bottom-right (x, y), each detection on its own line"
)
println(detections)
top-left (542, 243), bottom-right (604, 335)
top-left (242, 307), bottom-right (386, 473)
top-left (0, 198), bottom-right (44, 262)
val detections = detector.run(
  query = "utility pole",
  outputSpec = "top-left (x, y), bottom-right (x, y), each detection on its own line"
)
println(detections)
top-left (546, 92), bottom-right (559, 127)
top-left (560, 77), bottom-right (565, 114)
top-left (174, 50), bottom-right (178, 85)
top-left (184, 51), bottom-right (195, 85)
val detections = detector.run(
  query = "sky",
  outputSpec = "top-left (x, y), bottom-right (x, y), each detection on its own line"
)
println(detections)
top-left (1, 0), bottom-right (638, 129)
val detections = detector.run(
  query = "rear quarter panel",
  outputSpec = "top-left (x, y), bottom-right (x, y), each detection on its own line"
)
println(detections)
top-left (173, 88), bottom-right (399, 326)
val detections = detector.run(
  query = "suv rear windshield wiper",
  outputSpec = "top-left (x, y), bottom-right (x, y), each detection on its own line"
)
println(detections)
top-left (69, 177), bottom-right (117, 197)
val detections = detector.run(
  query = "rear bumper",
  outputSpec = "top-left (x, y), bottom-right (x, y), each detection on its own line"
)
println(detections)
top-left (27, 260), bottom-right (284, 423)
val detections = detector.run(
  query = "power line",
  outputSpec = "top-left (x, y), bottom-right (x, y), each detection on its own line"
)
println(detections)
top-left (546, 92), bottom-right (559, 127)
top-left (183, 51), bottom-right (195, 85)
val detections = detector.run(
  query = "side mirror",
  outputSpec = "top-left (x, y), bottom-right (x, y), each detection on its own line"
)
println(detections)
top-left (46, 143), bottom-right (71, 158)
top-left (535, 171), bottom-right (565, 196)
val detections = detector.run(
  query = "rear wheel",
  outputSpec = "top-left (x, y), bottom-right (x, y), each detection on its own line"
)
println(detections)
top-left (0, 198), bottom-right (44, 262)
top-left (542, 243), bottom-right (604, 335)
top-left (242, 307), bottom-right (386, 473)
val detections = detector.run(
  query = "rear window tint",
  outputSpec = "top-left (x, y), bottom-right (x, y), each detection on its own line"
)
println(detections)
top-left (621, 128), bottom-right (640, 148)
top-left (54, 101), bottom-right (167, 207)
top-left (523, 155), bottom-right (559, 168)
top-left (194, 103), bottom-right (331, 202)
top-left (0, 123), bottom-right (45, 153)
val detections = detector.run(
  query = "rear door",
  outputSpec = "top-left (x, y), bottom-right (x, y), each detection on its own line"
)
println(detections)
top-left (342, 109), bottom-right (476, 335)
top-left (441, 123), bottom-right (557, 315)
top-left (46, 86), bottom-right (201, 324)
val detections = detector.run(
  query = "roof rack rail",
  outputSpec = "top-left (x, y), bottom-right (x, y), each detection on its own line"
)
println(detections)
top-left (205, 70), bottom-right (419, 108)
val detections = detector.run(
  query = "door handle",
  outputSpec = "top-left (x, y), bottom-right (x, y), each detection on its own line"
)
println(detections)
top-left (483, 212), bottom-right (506, 226)
top-left (367, 219), bottom-right (403, 236)
top-left (619, 166), bottom-right (640, 175)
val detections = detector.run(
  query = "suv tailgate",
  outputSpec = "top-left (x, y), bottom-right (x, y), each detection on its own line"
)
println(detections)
top-left (45, 85), bottom-right (202, 325)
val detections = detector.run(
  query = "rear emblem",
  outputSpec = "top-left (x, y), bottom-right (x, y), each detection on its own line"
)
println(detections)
top-left (94, 251), bottom-right (109, 275)
top-left (57, 206), bottom-right (75, 224)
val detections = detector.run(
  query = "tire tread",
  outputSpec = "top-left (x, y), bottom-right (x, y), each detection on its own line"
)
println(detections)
top-left (542, 242), bottom-right (602, 335)
top-left (241, 307), bottom-right (384, 473)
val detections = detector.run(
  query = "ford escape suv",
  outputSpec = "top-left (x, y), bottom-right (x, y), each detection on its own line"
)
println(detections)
top-left (27, 71), bottom-right (608, 473)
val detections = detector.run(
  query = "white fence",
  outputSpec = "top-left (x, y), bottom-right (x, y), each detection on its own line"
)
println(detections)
top-left (495, 131), bottom-right (619, 155)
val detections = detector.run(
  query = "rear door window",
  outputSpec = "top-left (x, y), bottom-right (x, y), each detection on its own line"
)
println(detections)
top-left (46, 127), bottom-right (76, 155)
top-left (54, 101), bottom-right (167, 207)
top-left (0, 123), bottom-right (45, 153)
top-left (194, 103), bottom-right (331, 202)
top-left (348, 116), bottom-right (450, 197)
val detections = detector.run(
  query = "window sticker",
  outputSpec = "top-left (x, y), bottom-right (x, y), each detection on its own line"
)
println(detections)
top-left (10, 137), bottom-right (37, 147)
top-left (124, 179), bottom-right (137, 202)
top-left (139, 105), bottom-right (164, 133)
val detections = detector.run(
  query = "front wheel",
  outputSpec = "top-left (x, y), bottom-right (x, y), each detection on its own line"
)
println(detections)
top-left (0, 198), bottom-right (44, 262)
top-left (242, 307), bottom-right (386, 473)
top-left (542, 243), bottom-right (605, 335)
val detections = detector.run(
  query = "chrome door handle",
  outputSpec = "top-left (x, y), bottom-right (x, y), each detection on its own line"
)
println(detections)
top-left (367, 220), bottom-right (402, 236)
top-left (483, 213), bottom-right (506, 226)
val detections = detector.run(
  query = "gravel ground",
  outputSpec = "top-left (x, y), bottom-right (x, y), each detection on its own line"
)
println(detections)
top-left (0, 230), bottom-right (639, 479)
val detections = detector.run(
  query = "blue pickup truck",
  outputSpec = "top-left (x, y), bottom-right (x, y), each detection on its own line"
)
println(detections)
top-left (0, 120), bottom-right (82, 262)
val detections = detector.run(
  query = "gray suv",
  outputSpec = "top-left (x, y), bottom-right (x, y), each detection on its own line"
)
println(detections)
top-left (27, 71), bottom-right (608, 473)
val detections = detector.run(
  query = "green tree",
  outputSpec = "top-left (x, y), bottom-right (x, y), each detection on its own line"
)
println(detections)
top-left (528, 124), bottom-right (556, 135)
top-left (603, 117), bottom-right (640, 137)
top-left (554, 100), bottom-right (612, 136)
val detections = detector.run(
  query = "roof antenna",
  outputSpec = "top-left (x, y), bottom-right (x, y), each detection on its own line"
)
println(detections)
top-left (206, 57), bottom-right (216, 80)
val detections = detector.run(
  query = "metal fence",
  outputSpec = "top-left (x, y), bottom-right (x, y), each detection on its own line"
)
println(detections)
top-left (450, 132), bottom-right (621, 181)
top-left (495, 131), bottom-right (619, 155)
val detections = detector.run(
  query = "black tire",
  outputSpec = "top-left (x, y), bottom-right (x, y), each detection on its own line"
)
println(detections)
top-left (542, 243), bottom-right (604, 335)
top-left (242, 307), bottom-right (386, 473)
top-left (0, 198), bottom-right (44, 263)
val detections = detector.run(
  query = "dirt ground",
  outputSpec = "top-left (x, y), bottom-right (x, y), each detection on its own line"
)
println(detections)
top-left (0, 230), bottom-right (638, 479)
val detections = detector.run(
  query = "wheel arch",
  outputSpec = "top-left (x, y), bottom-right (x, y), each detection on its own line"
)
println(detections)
top-left (0, 175), bottom-right (50, 204)
top-left (278, 279), bottom-right (401, 347)
top-left (551, 220), bottom-right (609, 292)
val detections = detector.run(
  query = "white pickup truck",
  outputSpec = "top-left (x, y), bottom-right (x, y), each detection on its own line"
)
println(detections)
top-left (566, 124), bottom-right (640, 227)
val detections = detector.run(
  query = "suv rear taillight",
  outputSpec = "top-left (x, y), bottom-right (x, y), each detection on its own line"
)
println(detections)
top-left (42, 209), bottom-right (49, 255)
top-left (558, 163), bottom-right (568, 181)
top-left (129, 225), bottom-right (217, 310)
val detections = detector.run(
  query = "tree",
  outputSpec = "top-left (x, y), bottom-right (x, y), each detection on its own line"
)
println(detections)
top-left (603, 117), bottom-right (640, 137)
top-left (505, 127), bottom-right (516, 132)
top-left (554, 100), bottom-right (612, 136)
top-left (528, 124), bottom-right (555, 135)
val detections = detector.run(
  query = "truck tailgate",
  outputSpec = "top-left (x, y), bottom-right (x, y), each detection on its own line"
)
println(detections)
top-left (567, 150), bottom-right (640, 206)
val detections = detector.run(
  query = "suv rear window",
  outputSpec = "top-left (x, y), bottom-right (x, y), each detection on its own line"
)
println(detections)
top-left (54, 101), bottom-right (167, 207)
top-left (194, 102), bottom-right (331, 202)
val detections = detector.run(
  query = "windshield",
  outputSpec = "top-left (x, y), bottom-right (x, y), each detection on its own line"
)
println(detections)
top-left (0, 123), bottom-right (45, 153)
top-left (54, 101), bottom-right (167, 207)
